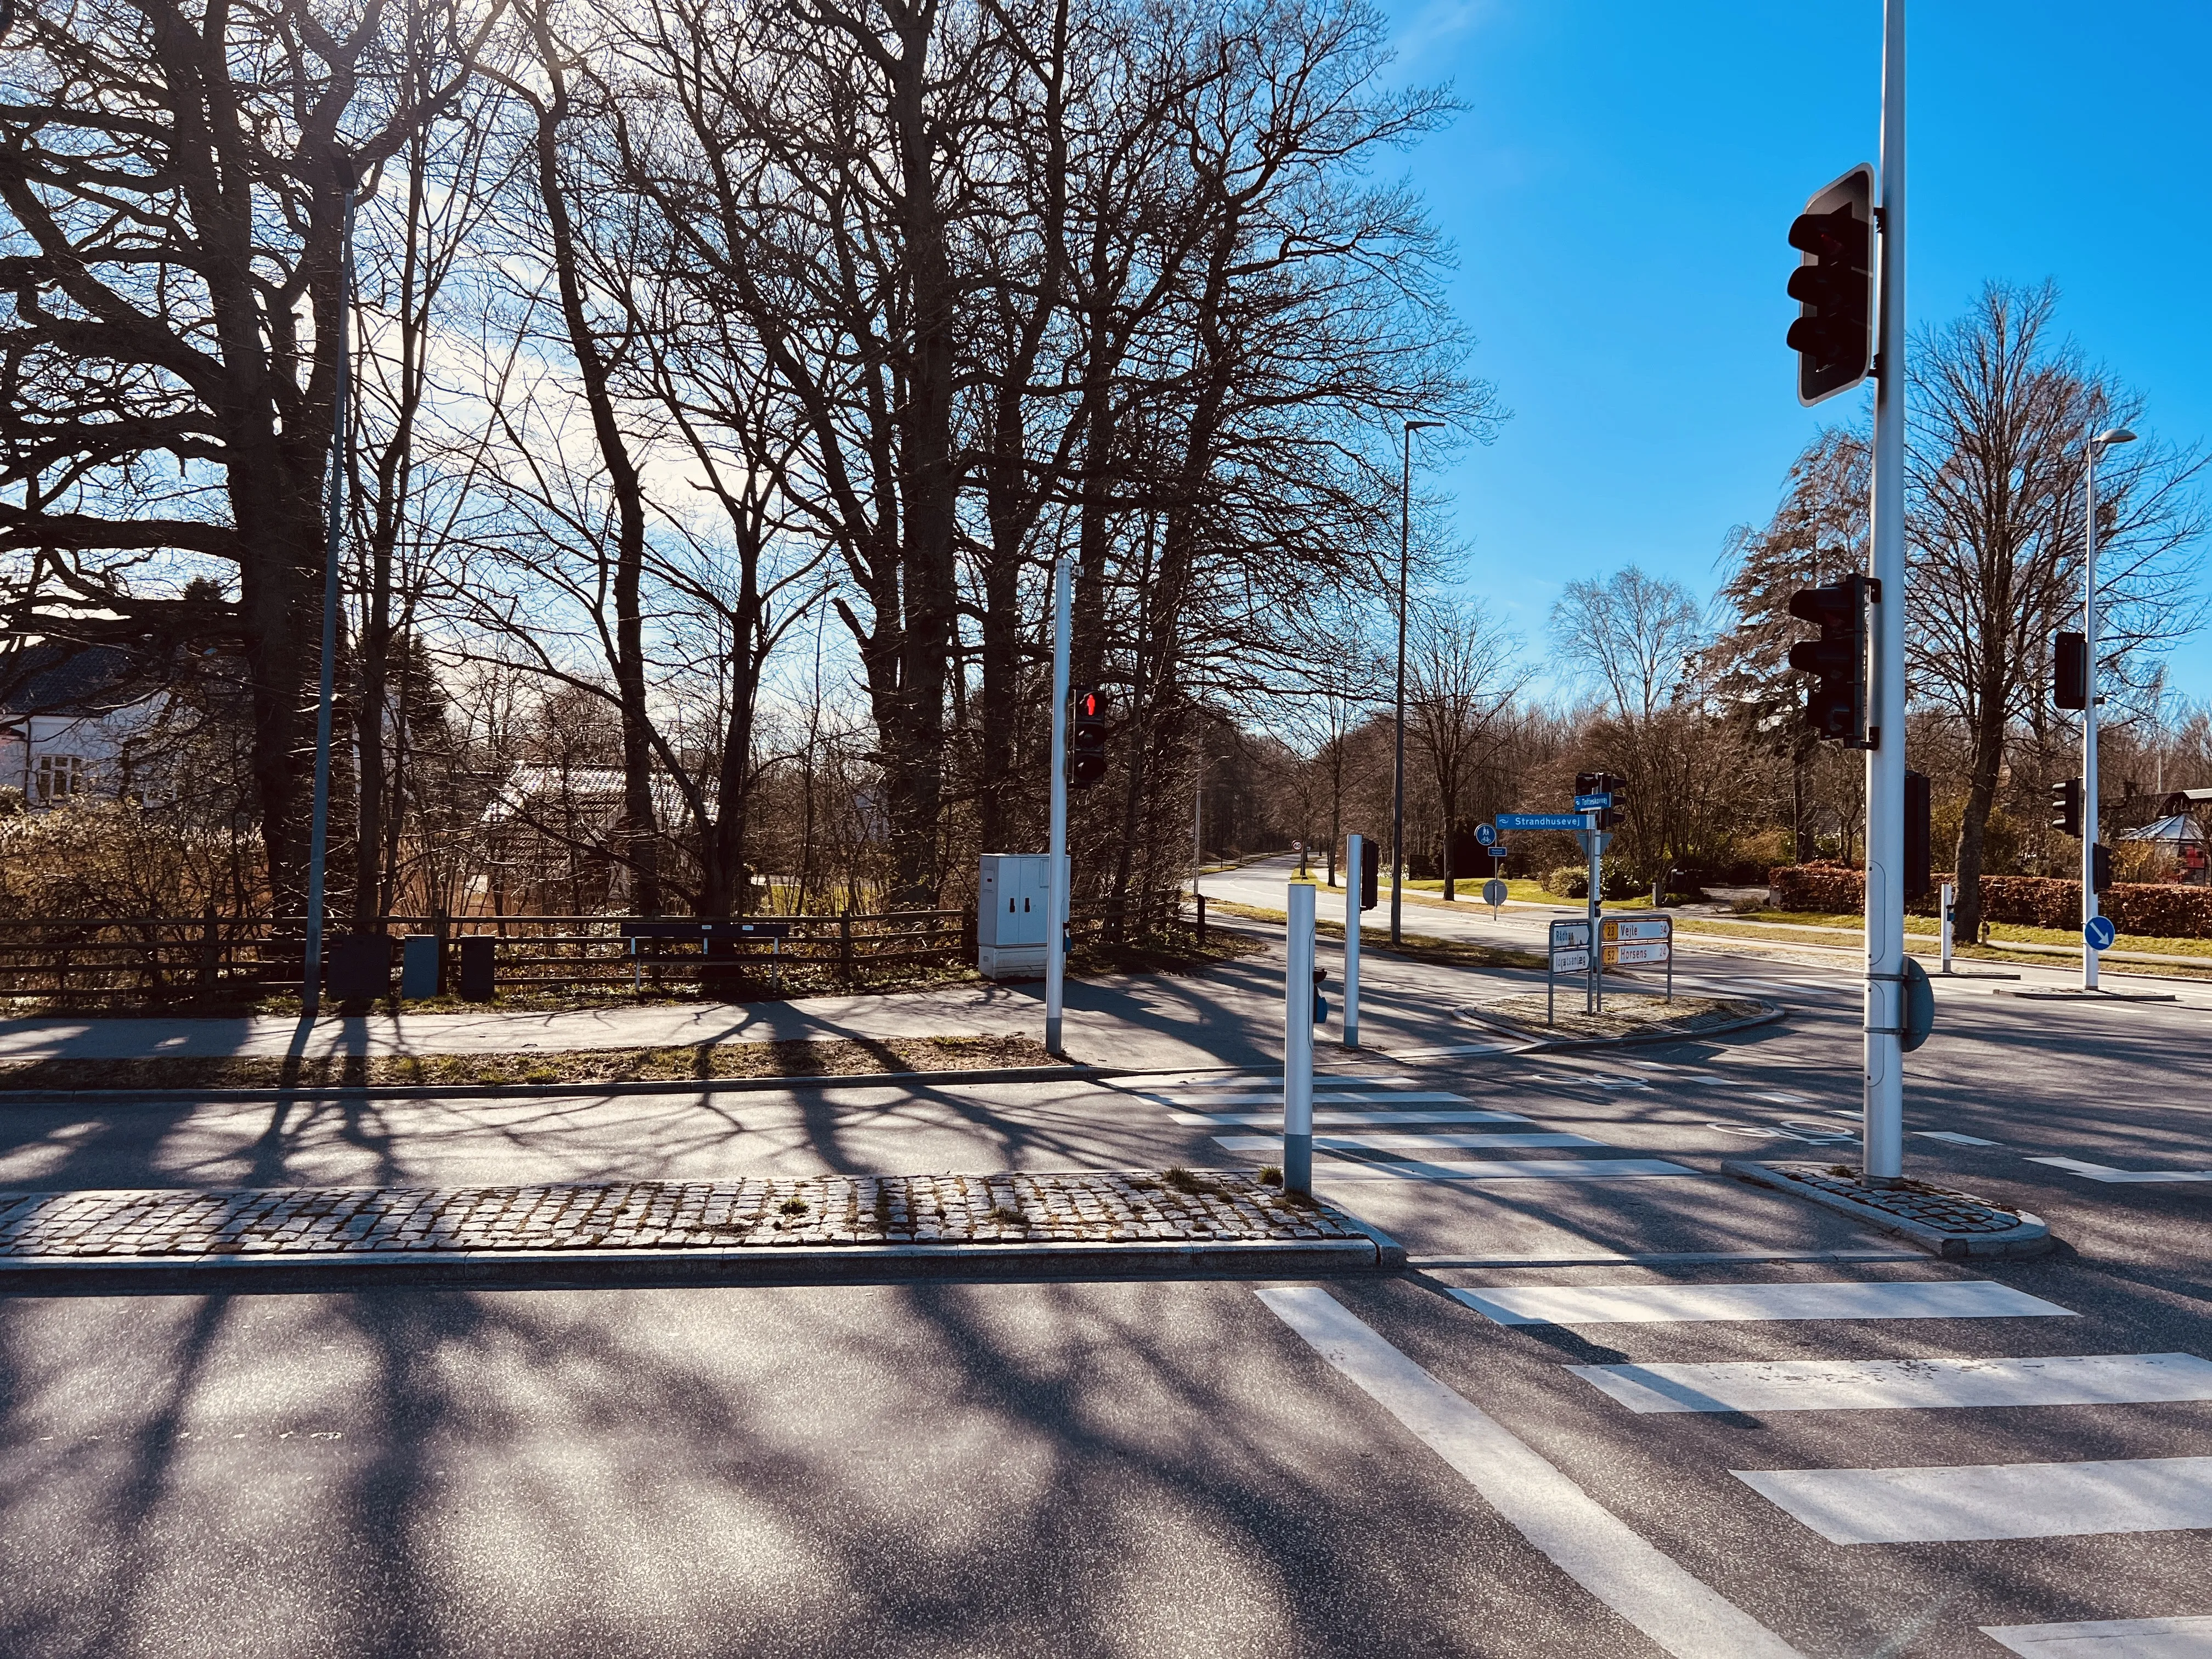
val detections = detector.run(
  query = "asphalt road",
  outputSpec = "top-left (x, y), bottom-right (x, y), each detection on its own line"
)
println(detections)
top-left (3, 881), bottom-right (2210, 1657)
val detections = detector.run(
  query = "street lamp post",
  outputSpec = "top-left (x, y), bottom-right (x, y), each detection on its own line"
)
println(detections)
top-left (1391, 419), bottom-right (1443, 947)
top-left (2081, 424), bottom-right (2137, 992)
top-left (302, 179), bottom-right (358, 1017)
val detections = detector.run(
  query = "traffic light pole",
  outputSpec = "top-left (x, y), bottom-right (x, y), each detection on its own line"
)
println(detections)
top-left (1861, 0), bottom-right (1908, 1187)
top-left (1044, 555), bottom-right (1072, 1055)
top-left (2081, 441), bottom-right (2103, 993)
top-left (1343, 832), bottom-right (1362, 1050)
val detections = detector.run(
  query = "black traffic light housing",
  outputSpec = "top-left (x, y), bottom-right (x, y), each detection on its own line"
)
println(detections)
top-left (1787, 163), bottom-right (1875, 405)
top-left (2054, 631), bottom-right (2089, 711)
top-left (1786, 576), bottom-right (1872, 747)
top-left (1068, 686), bottom-right (1108, 787)
top-left (1573, 771), bottom-right (1627, 830)
top-left (2090, 843), bottom-right (2113, 894)
top-left (1358, 839), bottom-right (1379, 911)
top-left (1904, 769), bottom-right (1931, 901)
top-left (2049, 776), bottom-right (2083, 839)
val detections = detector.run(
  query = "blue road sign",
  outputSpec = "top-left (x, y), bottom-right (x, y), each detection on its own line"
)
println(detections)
top-left (1572, 792), bottom-right (1612, 811)
top-left (1474, 822), bottom-right (1496, 847)
top-left (2084, 915), bottom-right (2116, 952)
top-left (1498, 812), bottom-right (1584, 831)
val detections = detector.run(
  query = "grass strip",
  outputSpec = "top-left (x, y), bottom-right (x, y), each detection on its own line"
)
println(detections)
top-left (1204, 900), bottom-right (1545, 970)
top-left (0, 1034), bottom-right (1058, 1093)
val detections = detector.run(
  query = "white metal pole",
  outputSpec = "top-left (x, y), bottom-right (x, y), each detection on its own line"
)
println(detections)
top-left (1584, 811), bottom-right (1601, 1014)
top-left (1391, 431), bottom-right (1411, 949)
top-left (2082, 439), bottom-right (2101, 992)
top-left (1343, 833), bottom-right (1362, 1050)
top-left (1044, 556), bottom-right (1073, 1053)
top-left (1862, 0), bottom-right (1908, 1185)
top-left (1284, 881), bottom-right (1315, 1194)
top-left (1939, 879), bottom-right (1954, 974)
top-left (302, 180), bottom-right (357, 1017)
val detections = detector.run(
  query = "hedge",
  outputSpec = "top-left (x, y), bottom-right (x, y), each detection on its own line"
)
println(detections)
top-left (1768, 864), bottom-right (2212, 941)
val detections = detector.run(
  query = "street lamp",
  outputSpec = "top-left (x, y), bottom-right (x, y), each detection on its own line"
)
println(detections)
top-left (1392, 419), bottom-right (1443, 947)
top-left (2080, 423), bottom-right (2136, 992)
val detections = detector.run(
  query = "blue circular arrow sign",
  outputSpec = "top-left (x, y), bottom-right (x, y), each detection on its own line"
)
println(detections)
top-left (2084, 915), bottom-right (2117, 952)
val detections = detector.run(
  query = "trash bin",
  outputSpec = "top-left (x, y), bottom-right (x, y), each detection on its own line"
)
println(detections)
top-left (400, 935), bottom-right (442, 1000)
top-left (325, 934), bottom-right (392, 1001)
top-left (458, 936), bottom-right (495, 1002)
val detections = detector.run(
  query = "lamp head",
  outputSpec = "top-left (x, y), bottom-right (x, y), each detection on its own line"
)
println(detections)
top-left (2094, 427), bottom-right (2137, 448)
top-left (1405, 420), bottom-right (1444, 433)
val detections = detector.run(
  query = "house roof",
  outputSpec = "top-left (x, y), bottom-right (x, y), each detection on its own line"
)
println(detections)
top-left (2120, 814), bottom-right (2207, 845)
top-left (0, 644), bottom-right (156, 718)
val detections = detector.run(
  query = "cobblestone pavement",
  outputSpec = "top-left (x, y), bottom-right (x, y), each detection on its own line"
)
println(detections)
top-left (1764, 1162), bottom-right (2027, 1233)
top-left (0, 1171), bottom-right (1362, 1257)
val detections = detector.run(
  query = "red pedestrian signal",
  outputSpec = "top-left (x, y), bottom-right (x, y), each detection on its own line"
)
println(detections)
top-left (1069, 687), bottom-right (1108, 788)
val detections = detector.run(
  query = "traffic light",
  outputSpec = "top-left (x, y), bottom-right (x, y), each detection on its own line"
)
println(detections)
top-left (2049, 776), bottom-right (2083, 839)
top-left (2054, 631), bottom-right (2089, 711)
top-left (1597, 772), bottom-right (1624, 831)
top-left (2090, 843), bottom-right (2113, 893)
top-left (1068, 686), bottom-right (1107, 787)
top-left (1787, 577), bottom-right (1870, 746)
top-left (1574, 771), bottom-right (1626, 830)
top-left (1904, 769), bottom-right (1931, 901)
top-left (1786, 164), bottom-right (1875, 405)
top-left (1358, 839), bottom-right (1379, 910)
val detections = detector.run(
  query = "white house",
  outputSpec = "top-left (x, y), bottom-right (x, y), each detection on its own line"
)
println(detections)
top-left (0, 644), bottom-right (171, 807)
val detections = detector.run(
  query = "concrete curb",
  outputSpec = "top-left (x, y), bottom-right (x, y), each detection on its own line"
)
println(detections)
top-left (0, 1234), bottom-right (1389, 1295)
top-left (1723, 1158), bottom-right (2054, 1260)
top-left (1451, 1003), bottom-right (1785, 1053)
top-left (0, 1060), bottom-right (1142, 1109)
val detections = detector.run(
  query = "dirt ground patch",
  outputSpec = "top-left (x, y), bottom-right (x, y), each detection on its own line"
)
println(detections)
top-left (0, 1034), bottom-right (1058, 1093)
top-left (1463, 991), bottom-right (1769, 1042)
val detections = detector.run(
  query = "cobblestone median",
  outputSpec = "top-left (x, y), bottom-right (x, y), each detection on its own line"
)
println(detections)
top-left (1759, 1163), bottom-right (2027, 1233)
top-left (0, 1171), bottom-right (1360, 1259)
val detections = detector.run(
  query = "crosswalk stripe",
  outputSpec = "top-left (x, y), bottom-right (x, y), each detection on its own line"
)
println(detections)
top-left (1732, 1455), bottom-right (2212, 1544)
top-left (2028, 1156), bottom-right (2212, 1184)
top-left (1324, 1158), bottom-right (1697, 1183)
top-left (1141, 1091), bottom-right (1475, 1107)
top-left (1212, 1132), bottom-right (1607, 1154)
top-left (1449, 1280), bottom-right (2075, 1326)
top-left (1568, 1353), bottom-right (2212, 1414)
top-left (1256, 1288), bottom-right (1808, 1659)
top-left (1978, 1616), bottom-right (2212, 1657)
top-left (1168, 1109), bottom-right (1533, 1127)
top-left (1125, 1074), bottom-right (1404, 1091)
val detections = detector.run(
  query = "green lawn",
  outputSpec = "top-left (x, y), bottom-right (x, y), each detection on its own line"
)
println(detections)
top-left (1735, 908), bottom-right (2212, 959)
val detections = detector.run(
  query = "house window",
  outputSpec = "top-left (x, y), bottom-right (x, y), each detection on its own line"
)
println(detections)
top-left (34, 754), bottom-right (86, 804)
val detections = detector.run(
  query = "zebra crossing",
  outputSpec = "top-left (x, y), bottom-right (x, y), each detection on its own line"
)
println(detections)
top-left (1444, 1268), bottom-right (2212, 1645)
top-left (1131, 1073), bottom-right (1698, 1183)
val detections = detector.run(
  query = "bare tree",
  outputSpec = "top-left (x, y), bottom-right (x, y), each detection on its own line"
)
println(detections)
top-left (1907, 282), bottom-right (2206, 940)
top-left (1406, 597), bottom-right (1520, 899)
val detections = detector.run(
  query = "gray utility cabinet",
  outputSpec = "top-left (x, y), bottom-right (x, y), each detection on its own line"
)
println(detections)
top-left (977, 853), bottom-right (1052, 979)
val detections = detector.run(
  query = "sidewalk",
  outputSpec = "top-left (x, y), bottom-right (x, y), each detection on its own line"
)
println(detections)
top-left (0, 934), bottom-right (1544, 1081)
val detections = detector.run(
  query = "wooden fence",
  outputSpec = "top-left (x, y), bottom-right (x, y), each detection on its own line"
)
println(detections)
top-left (0, 886), bottom-right (1193, 1004)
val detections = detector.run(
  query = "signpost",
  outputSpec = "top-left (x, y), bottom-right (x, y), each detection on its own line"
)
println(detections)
top-left (2084, 915), bottom-right (2116, 954)
top-left (1547, 919), bottom-right (1591, 1025)
top-left (1481, 877), bottom-right (1508, 917)
top-left (1601, 915), bottom-right (1673, 1001)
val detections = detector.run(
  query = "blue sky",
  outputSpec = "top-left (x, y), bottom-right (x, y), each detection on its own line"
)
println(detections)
top-left (1378, 0), bottom-right (2212, 704)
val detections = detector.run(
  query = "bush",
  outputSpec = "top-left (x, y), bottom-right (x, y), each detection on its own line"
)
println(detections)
top-left (1545, 859), bottom-right (1637, 901)
top-left (1764, 864), bottom-right (2212, 940)
top-left (1770, 862), bottom-right (1864, 915)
